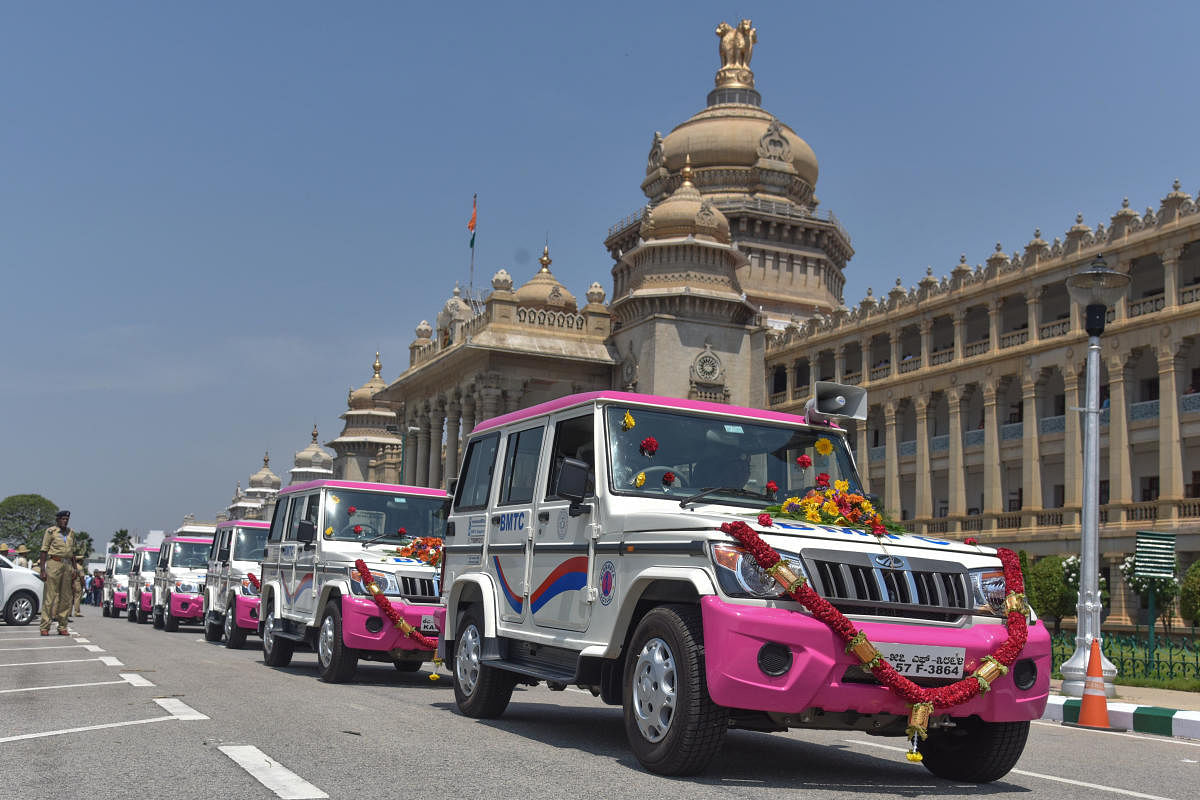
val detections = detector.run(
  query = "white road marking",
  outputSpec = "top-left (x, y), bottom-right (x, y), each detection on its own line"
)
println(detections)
top-left (0, 656), bottom-right (120, 668)
top-left (845, 738), bottom-right (1176, 800)
top-left (0, 715), bottom-right (175, 744)
top-left (0, 680), bottom-right (126, 694)
top-left (99, 656), bottom-right (123, 666)
top-left (219, 745), bottom-right (329, 799)
top-left (83, 644), bottom-right (104, 652)
top-left (154, 698), bottom-right (208, 720)
top-left (1031, 719), bottom-right (1200, 747)
top-left (73, 638), bottom-right (90, 643)
top-left (120, 672), bottom-right (155, 687)
top-left (0, 644), bottom-right (98, 652)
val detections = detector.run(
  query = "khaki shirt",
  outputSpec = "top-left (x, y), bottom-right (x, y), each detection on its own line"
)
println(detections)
top-left (40, 526), bottom-right (76, 559)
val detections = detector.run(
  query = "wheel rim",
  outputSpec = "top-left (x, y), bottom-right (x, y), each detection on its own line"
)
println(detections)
top-left (455, 623), bottom-right (482, 696)
top-left (224, 605), bottom-right (234, 640)
top-left (318, 615), bottom-right (336, 668)
top-left (11, 597), bottom-right (33, 624)
top-left (263, 610), bottom-right (276, 652)
top-left (631, 636), bottom-right (677, 743)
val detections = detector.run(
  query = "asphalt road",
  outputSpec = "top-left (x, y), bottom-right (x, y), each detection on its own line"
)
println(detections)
top-left (1, 613), bottom-right (1196, 800)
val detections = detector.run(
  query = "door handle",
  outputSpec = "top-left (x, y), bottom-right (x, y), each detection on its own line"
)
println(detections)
top-left (537, 511), bottom-right (550, 522)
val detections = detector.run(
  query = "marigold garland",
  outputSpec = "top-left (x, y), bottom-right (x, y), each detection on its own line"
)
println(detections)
top-left (717, 519), bottom-right (1029, 762)
top-left (354, 559), bottom-right (442, 679)
top-left (395, 536), bottom-right (444, 567)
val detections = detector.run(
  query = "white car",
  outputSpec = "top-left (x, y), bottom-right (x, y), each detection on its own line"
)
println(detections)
top-left (1, 554), bottom-right (42, 626)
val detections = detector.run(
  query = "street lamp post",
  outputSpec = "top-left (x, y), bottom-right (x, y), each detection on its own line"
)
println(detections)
top-left (1061, 254), bottom-right (1129, 697)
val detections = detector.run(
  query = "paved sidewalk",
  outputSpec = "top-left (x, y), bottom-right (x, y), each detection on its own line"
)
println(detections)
top-left (1044, 679), bottom-right (1200, 739)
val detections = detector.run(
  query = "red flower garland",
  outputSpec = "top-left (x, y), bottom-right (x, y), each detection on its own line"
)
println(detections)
top-left (815, 472), bottom-right (830, 488)
top-left (348, 506), bottom-right (357, 514)
top-left (639, 436), bottom-right (659, 457)
top-left (718, 520), bottom-right (1028, 710)
top-left (662, 471), bottom-right (676, 486)
top-left (765, 480), bottom-right (778, 495)
top-left (246, 572), bottom-right (260, 591)
top-left (796, 454), bottom-right (812, 468)
top-left (354, 559), bottom-right (439, 651)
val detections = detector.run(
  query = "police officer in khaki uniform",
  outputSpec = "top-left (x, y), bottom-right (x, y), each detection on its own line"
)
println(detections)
top-left (15, 544), bottom-right (30, 568)
top-left (39, 511), bottom-right (76, 636)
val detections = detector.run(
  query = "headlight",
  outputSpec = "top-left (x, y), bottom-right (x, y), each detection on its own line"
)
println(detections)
top-left (174, 581), bottom-right (201, 594)
top-left (239, 579), bottom-right (259, 596)
top-left (969, 567), bottom-right (1006, 616)
top-left (712, 544), bottom-right (808, 599)
top-left (350, 568), bottom-right (401, 595)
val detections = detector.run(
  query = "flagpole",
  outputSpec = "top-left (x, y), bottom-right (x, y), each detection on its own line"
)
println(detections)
top-left (468, 193), bottom-right (477, 296)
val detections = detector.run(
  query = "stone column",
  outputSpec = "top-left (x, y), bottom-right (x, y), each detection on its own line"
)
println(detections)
top-left (415, 410), bottom-right (431, 487)
top-left (785, 361), bottom-right (796, 398)
top-left (1027, 288), bottom-right (1041, 340)
top-left (988, 300), bottom-right (1001, 353)
top-left (856, 420), bottom-right (870, 494)
top-left (402, 423), bottom-right (419, 485)
top-left (1021, 378), bottom-right (1042, 513)
top-left (947, 386), bottom-right (966, 524)
top-left (884, 400), bottom-right (901, 516)
top-left (444, 398), bottom-right (462, 486)
top-left (915, 396), bottom-right (932, 520)
top-left (860, 341), bottom-right (871, 380)
top-left (480, 384), bottom-right (502, 422)
top-left (953, 311), bottom-right (966, 361)
top-left (983, 381), bottom-right (1001, 528)
top-left (1108, 355), bottom-right (1131, 521)
top-left (1158, 346), bottom-right (1183, 516)
top-left (1162, 246), bottom-right (1182, 309)
top-left (460, 393), bottom-right (477, 443)
top-left (428, 401), bottom-right (445, 490)
top-left (1115, 259), bottom-right (1131, 321)
top-left (834, 345), bottom-right (845, 383)
top-left (890, 332), bottom-right (901, 376)
top-left (1063, 365), bottom-right (1082, 522)
top-left (919, 318), bottom-right (933, 369)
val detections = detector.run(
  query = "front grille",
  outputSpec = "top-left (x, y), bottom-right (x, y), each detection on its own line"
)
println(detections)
top-left (400, 576), bottom-right (438, 602)
top-left (803, 549), bottom-right (970, 622)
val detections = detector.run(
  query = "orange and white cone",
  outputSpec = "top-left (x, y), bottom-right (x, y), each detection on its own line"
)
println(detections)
top-left (1065, 638), bottom-right (1125, 732)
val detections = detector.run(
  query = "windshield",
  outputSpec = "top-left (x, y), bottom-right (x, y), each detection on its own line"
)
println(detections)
top-left (170, 542), bottom-right (210, 569)
top-left (112, 558), bottom-right (131, 576)
top-left (135, 552), bottom-right (158, 575)
top-left (322, 490), bottom-right (448, 544)
top-left (233, 528), bottom-right (268, 561)
top-left (605, 405), bottom-right (863, 509)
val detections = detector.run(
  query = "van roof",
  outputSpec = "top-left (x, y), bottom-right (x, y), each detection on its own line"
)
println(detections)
top-left (279, 479), bottom-right (447, 498)
top-left (471, 390), bottom-right (811, 435)
top-left (215, 519), bottom-right (270, 531)
top-left (109, 553), bottom-right (133, 559)
top-left (163, 536), bottom-right (213, 545)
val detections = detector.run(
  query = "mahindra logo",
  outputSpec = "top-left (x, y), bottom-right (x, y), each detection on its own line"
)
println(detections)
top-left (872, 554), bottom-right (904, 570)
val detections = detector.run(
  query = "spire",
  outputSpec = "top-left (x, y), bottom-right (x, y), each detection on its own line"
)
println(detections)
top-left (372, 352), bottom-right (382, 379)
top-left (538, 246), bottom-right (552, 273)
top-left (311, 424), bottom-right (319, 443)
top-left (263, 451), bottom-right (270, 468)
top-left (681, 154), bottom-right (695, 186)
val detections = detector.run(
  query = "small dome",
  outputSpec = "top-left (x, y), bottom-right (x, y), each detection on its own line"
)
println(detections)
top-left (514, 247), bottom-right (577, 310)
top-left (249, 452), bottom-right (282, 491)
top-left (491, 268), bottom-right (513, 291)
top-left (640, 157), bottom-right (730, 243)
top-left (349, 352), bottom-right (387, 409)
top-left (437, 285), bottom-right (472, 331)
top-left (414, 320), bottom-right (433, 340)
top-left (294, 424), bottom-right (333, 470)
top-left (586, 282), bottom-right (606, 305)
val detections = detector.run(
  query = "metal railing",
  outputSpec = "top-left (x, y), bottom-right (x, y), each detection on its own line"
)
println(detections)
top-left (1051, 633), bottom-right (1200, 681)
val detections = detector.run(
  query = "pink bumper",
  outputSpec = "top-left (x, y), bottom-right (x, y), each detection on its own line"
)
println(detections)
top-left (700, 596), bottom-right (1050, 722)
top-left (169, 593), bottom-right (204, 621)
top-left (140, 592), bottom-right (152, 612)
top-left (113, 591), bottom-right (127, 610)
top-left (340, 595), bottom-right (444, 654)
top-left (233, 595), bottom-right (260, 632)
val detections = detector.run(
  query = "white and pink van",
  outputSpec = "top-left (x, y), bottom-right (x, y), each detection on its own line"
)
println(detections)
top-left (101, 552), bottom-right (133, 617)
top-left (153, 523), bottom-right (215, 631)
top-left (203, 519), bottom-right (269, 648)
top-left (259, 479), bottom-right (448, 682)
top-left (126, 545), bottom-right (159, 624)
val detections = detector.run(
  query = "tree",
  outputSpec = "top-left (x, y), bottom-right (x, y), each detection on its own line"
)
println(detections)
top-left (1181, 560), bottom-right (1200, 628)
top-left (110, 529), bottom-right (133, 553)
top-left (0, 494), bottom-right (59, 554)
top-left (1119, 554), bottom-right (1180, 633)
top-left (74, 531), bottom-right (94, 560)
top-left (1026, 555), bottom-right (1075, 634)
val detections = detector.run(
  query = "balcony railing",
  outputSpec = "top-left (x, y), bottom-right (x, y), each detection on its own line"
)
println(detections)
top-left (930, 348), bottom-right (954, 366)
top-left (870, 365), bottom-right (891, 381)
top-left (1125, 502), bottom-right (1159, 522)
top-left (843, 371), bottom-right (862, 385)
top-left (1036, 510), bottom-right (1065, 526)
top-left (793, 385), bottom-right (811, 401)
top-left (996, 513), bottom-right (1022, 529)
top-left (925, 520), bottom-right (949, 534)
top-left (1038, 415), bottom-right (1066, 434)
top-left (1182, 393), bottom-right (1200, 413)
top-left (1130, 399), bottom-right (1160, 421)
top-left (961, 516), bottom-right (983, 531)
top-left (869, 445), bottom-right (886, 463)
top-left (1182, 286), bottom-right (1200, 305)
top-left (1179, 499), bottom-right (1200, 518)
top-left (898, 358), bottom-right (921, 374)
top-left (999, 330), bottom-right (1029, 349)
top-left (930, 434), bottom-right (949, 452)
top-left (1039, 319), bottom-right (1070, 339)
top-left (1001, 422), bottom-right (1023, 441)
top-left (1128, 292), bottom-right (1165, 318)
top-left (964, 339), bottom-right (990, 357)
top-left (899, 440), bottom-right (917, 457)
top-left (963, 429), bottom-right (985, 448)
top-left (769, 391), bottom-right (787, 406)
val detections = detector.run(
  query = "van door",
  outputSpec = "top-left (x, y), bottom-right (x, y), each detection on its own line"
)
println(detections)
top-left (489, 424), bottom-right (545, 625)
top-left (529, 412), bottom-right (595, 632)
top-left (216, 529), bottom-right (233, 609)
top-left (289, 494), bottom-right (321, 619)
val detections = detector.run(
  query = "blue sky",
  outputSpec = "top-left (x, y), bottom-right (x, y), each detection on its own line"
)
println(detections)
top-left (1, 2), bottom-right (1196, 550)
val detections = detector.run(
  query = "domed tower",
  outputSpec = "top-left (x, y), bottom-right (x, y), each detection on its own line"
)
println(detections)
top-left (326, 352), bottom-right (403, 481)
top-left (289, 424), bottom-right (335, 485)
top-left (605, 20), bottom-right (853, 328)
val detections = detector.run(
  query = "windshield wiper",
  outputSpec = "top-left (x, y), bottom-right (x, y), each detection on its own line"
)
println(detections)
top-left (360, 532), bottom-right (399, 548)
top-left (679, 487), bottom-right (772, 508)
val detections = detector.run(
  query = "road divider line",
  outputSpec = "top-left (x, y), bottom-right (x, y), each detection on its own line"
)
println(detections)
top-left (844, 738), bottom-right (1176, 800)
top-left (73, 638), bottom-right (90, 643)
top-left (0, 645), bottom-right (98, 652)
top-left (0, 716), bottom-right (175, 744)
top-left (218, 745), bottom-right (329, 799)
top-left (1031, 719), bottom-right (1200, 747)
top-left (99, 656), bottom-right (123, 666)
top-left (154, 698), bottom-right (208, 720)
top-left (0, 680), bottom-right (126, 694)
top-left (0, 657), bottom-right (119, 668)
top-left (120, 673), bottom-right (155, 687)
top-left (83, 644), bottom-right (104, 652)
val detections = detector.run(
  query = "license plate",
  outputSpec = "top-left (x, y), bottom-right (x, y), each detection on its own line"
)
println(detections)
top-left (875, 642), bottom-right (965, 678)
top-left (420, 615), bottom-right (439, 634)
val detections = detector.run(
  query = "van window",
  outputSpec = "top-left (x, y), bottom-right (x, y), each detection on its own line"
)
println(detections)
top-left (157, 546), bottom-right (171, 569)
top-left (268, 497), bottom-right (290, 542)
top-left (499, 427), bottom-right (544, 506)
top-left (287, 494), bottom-right (320, 540)
top-left (545, 415), bottom-right (594, 500)
top-left (455, 434), bottom-right (500, 511)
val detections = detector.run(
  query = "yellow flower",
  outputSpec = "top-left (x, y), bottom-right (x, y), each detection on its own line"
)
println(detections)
top-left (824, 489), bottom-right (834, 499)
top-left (861, 501), bottom-right (875, 515)
top-left (822, 501), bottom-right (840, 516)
top-left (806, 509), bottom-right (822, 523)
top-left (329, 494), bottom-right (340, 503)
top-left (815, 438), bottom-right (833, 456)
top-left (634, 471), bottom-right (646, 488)
top-left (622, 411), bottom-right (636, 431)
top-left (834, 479), bottom-right (849, 493)
top-left (324, 527), bottom-right (333, 538)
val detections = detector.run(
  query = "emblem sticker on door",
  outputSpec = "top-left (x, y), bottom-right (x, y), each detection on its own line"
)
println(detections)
top-left (557, 511), bottom-right (568, 540)
top-left (467, 516), bottom-right (486, 542)
top-left (599, 560), bottom-right (617, 606)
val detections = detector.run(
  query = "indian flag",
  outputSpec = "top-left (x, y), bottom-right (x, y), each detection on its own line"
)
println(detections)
top-left (467, 194), bottom-right (477, 249)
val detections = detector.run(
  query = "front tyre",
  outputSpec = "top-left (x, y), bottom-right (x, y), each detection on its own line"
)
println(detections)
top-left (224, 595), bottom-right (248, 649)
top-left (163, 595), bottom-right (179, 632)
top-left (623, 605), bottom-right (727, 776)
top-left (261, 601), bottom-right (295, 667)
top-left (452, 609), bottom-right (515, 718)
top-left (203, 600), bottom-right (223, 642)
top-left (4, 591), bottom-right (37, 625)
top-left (316, 601), bottom-right (358, 683)
top-left (920, 718), bottom-right (1030, 783)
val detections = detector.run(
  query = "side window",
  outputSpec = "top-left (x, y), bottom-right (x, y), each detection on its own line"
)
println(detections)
top-left (287, 494), bottom-right (320, 540)
top-left (455, 434), bottom-right (500, 511)
top-left (208, 533), bottom-right (221, 562)
top-left (499, 427), bottom-right (545, 506)
top-left (268, 497), bottom-right (290, 542)
top-left (158, 545), bottom-right (171, 569)
top-left (545, 415), bottom-right (595, 500)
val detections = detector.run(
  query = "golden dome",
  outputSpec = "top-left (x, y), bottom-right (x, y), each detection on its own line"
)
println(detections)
top-left (514, 247), bottom-right (577, 310)
top-left (349, 352), bottom-right (387, 409)
top-left (640, 157), bottom-right (730, 243)
top-left (657, 107), bottom-right (818, 189)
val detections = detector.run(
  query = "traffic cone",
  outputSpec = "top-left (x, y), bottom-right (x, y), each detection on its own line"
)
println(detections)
top-left (1064, 638), bottom-right (1125, 732)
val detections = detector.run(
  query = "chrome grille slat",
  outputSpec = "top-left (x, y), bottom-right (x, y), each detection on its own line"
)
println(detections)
top-left (802, 549), bottom-right (970, 622)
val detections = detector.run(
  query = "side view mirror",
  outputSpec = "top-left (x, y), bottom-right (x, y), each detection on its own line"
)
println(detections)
top-left (296, 520), bottom-right (316, 545)
top-left (447, 478), bottom-right (458, 496)
top-left (556, 457), bottom-right (592, 517)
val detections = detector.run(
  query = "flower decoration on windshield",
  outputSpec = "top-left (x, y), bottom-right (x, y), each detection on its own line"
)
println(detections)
top-left (397, 527), bottom-right (407, 536)
top-left (765, 480), bottom-right (778, 495)
top-left (330, 494), bottom-right (340, 504)
top-left (757, 513), bottom-right (773, 527)
top-left (796, 454), bottom-right (812, 469)
top-left (662, 471), bottom-right (676, 487)
top-left (639, 436), bottom-right (659, 457)
top-left (353, 525), bottom-right (363, 534)
top-left (634, 471), bottom-right (646, 488)
top-left (348, 506), bottom-right (356, 514)
top-left (834, 479), bottom-right (849, 493)
top-left (815, 472), bottom-right (830, 489)
top-left (768, 486), bottom-right (895, 536)
top-left (396, 536), bottom-right (443, 567)
top-left (621, 411), bottom-right (636, 431)
top-left (814, 437), bottom-right (834, 457)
